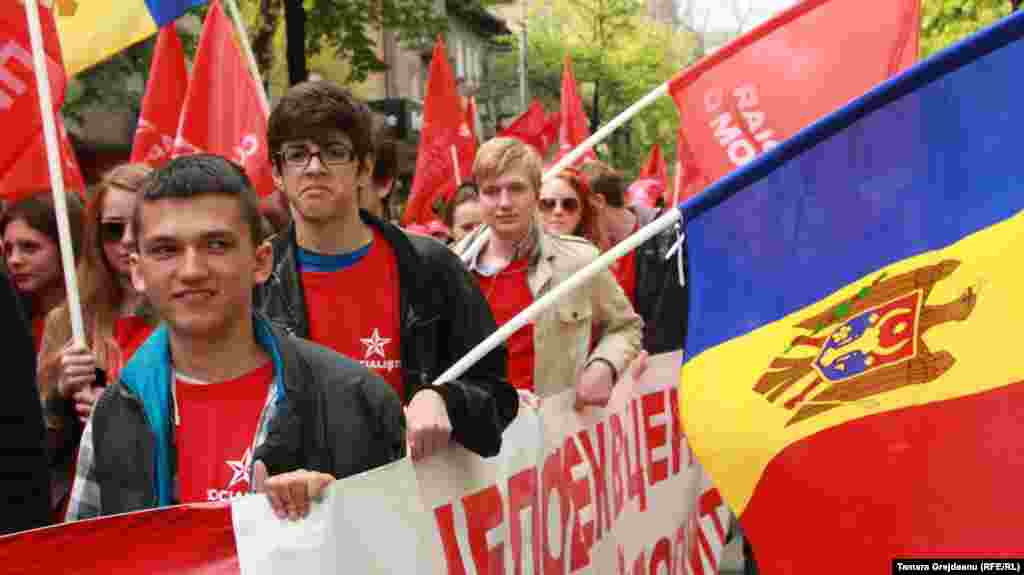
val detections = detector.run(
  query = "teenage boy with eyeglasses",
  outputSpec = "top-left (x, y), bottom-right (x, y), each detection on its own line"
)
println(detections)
top-left (254, 81), bottom-right (517, 472)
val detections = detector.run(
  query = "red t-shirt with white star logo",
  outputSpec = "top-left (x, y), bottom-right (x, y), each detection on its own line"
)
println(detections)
top-left (174, 363), bottom-right (271, 503)
top-left (299, 227), bottom-right (404, 401)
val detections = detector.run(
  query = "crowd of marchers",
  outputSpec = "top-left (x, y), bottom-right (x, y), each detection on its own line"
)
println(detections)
top-left (0, 79), bottom-right (686, 534)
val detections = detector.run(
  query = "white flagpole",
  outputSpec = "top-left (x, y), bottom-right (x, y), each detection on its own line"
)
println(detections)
top-left (223, 0), bottom-right (270, 116)
top-left (541, 80), bottom-right (670, 182)
top-left (23, 0), bottom-right (85, 347)
top-left (432, 78), bottom-right (677, 386)
top-left (450, 145), bottom-right (462, 186)
top-left (432, 207), bottom-right (681, 386)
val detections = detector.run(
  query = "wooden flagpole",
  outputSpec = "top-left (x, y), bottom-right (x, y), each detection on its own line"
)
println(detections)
top-left (23, 0), bottom-right (85, 346)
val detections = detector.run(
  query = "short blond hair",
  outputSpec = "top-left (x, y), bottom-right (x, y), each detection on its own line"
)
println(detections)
top-left (473, 137), bottom-right (543, 194)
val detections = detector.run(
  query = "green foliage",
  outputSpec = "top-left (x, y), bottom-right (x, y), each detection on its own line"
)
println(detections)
top-left (493, 0), bottom-right (692, 179)
top-left (920, 0), bottom-right (1013, 57)
top-left (303, 0), bottom-right (447, 83)
top-left (62, 7), bottom-right (206, 126)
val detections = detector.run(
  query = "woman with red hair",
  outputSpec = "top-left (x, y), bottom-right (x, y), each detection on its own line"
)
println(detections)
top-left (537, 168), bottom-right (608, 250)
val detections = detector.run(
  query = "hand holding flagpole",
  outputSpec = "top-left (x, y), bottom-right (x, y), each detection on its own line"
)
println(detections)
top-left (23, 0), bottom-right (85, 347)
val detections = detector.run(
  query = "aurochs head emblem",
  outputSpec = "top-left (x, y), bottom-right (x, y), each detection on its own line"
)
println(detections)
top-left (756, 259), bottom-right (978, 426)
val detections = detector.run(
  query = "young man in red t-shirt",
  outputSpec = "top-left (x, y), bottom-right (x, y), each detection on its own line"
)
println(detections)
top-left (255, 81), bottom-right (516, 466)
top-left (586, 164), bottom-right (687, 356)
top-left (66, 155), bottom-right (403, 521)
top-left (452, 138), bottom-right (642, 406)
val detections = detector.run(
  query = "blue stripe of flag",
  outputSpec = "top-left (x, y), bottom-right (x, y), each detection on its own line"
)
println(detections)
top-left (145, 0), bottom-right (208, 27)
top-left (681, 11), bottom-right (1024, 362)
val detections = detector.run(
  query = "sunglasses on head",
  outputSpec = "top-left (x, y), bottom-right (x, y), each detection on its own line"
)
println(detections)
top-left (538, 197), bottom-right (580, 213)
top-left (101, 221), bottom-right (127, 243)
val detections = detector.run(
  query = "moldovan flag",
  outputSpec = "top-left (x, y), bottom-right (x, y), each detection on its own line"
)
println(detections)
top-left (0, 1), bottom-right (84, 201)
top-left (131, 25), bottom-right (188, 168)
top-left (669, 0), bottom-right (920, 191)
top-left (554, 56), bottom-right (596, 165)
top-left (173, 0), bottom-right (273, 197)
top-left (679, 11), bottom-right (1024, 573)
top-left (55, 0), bottom-right (205, 76)
top-left (401, 37), bottom-right (476, 226)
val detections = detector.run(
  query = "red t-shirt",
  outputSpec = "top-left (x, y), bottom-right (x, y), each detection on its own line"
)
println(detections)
top-left (611, 222), bottom-right (639, 311)
top-left (300, 228), bottom-right (404, 401)
top-left (474, 257), bottom-right (535, 392)
top-left (114, 316), bottom-right (155, 364)
top-left (32, 316), bottom-right (45, 355)
top-left (174, 363), bottom-right (271, 503)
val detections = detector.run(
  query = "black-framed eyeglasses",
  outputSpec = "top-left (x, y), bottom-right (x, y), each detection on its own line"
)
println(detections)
top-left (100, 221), bottom-right (127, 243)
top-left (278, 142), bottom-right (355, 169)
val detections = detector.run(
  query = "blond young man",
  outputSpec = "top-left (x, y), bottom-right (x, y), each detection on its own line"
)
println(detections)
top-left (453, 138), bottom-right (642, 406)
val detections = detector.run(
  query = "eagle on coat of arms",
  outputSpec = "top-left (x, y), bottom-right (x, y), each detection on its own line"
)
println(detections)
top-left (755, 259), bottom-right (978, 426)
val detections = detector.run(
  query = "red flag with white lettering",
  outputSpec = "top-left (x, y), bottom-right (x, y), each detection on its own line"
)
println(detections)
top-left (401, 37), bottom-right (476, 226)
top-left (131, 25), bottom-right (187, 168)
top-left (0, 2), bottom-right (84, 200)
top-left (554, 56), bottom-right (596, 165)
top-left (173, 0), bottom-right (273, 197)
top-left (669, 0), bottom-right (919, 197)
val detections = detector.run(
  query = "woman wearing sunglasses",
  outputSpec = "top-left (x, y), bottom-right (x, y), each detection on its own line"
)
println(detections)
top-left (1, 191), bottom-right (84, 353)
top-left (537, 168), bottom-right (608, 251)
top-left (37, 163), bottom-right (155, 521)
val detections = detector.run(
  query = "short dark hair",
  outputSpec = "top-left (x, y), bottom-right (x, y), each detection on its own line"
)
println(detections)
top-left (267, 80), bottom-right (373, 171)
top-left (133, 154), bottom-right (266, 246)
top-left (443, 181), bottom-right (479, 228)
top-left (588, 171), bottom-right (627, 209)
top-left (1, 191), bottom-right (84, 260)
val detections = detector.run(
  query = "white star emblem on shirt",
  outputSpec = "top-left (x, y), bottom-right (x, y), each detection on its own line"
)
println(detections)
top-left (361, 328), bottom-right (391, 359)
top-left (226, 447), bottom-right (252, 489)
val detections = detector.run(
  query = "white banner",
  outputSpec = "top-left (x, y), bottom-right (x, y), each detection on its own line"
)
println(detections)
top-left (233, 352), bottom-right (731, 575)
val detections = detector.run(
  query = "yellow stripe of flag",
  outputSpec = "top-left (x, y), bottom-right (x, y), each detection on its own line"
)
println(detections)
top-left (55, 1), bottom-right (158, 76)
top-left (680, 210), bottom-right (1024, 514)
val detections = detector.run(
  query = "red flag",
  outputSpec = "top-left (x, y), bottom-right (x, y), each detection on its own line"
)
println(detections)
top-left (1, 119), bottom-right (85, 201)
top-left (464, 95), bottom-right (477, 142)
top-left (639, 143), bottom-right (669, 203)
top-left (672, 130), bottom-right (704, 206)
top-left (554, 56), bottom-right (596, 165)
top-left (669, 0), bottom-right (919, 191)
top-left (639, 143), bottom-right (667, 183)
top-left (131, 25), bottom-right (188, 168)
top-left (0, 2), bottom-right (84, 200)
top-left (173, 0), bottom-right (273, 197)
top-left (540, 111), bottom-right (559, 157)
top-left (401, 37), bottom-right (476, 226)
top-left (497, 99), bottom-right (549, 155)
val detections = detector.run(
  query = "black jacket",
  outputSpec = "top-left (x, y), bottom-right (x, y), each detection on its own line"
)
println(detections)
top-left (633, 207), bottom-right (688, 354)
top-left (84, 321), bottom-right (403, 516)
top-left (0, 273), bottom-right (51, 534)
top-left (254, 210), bottom-right (518, 457)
